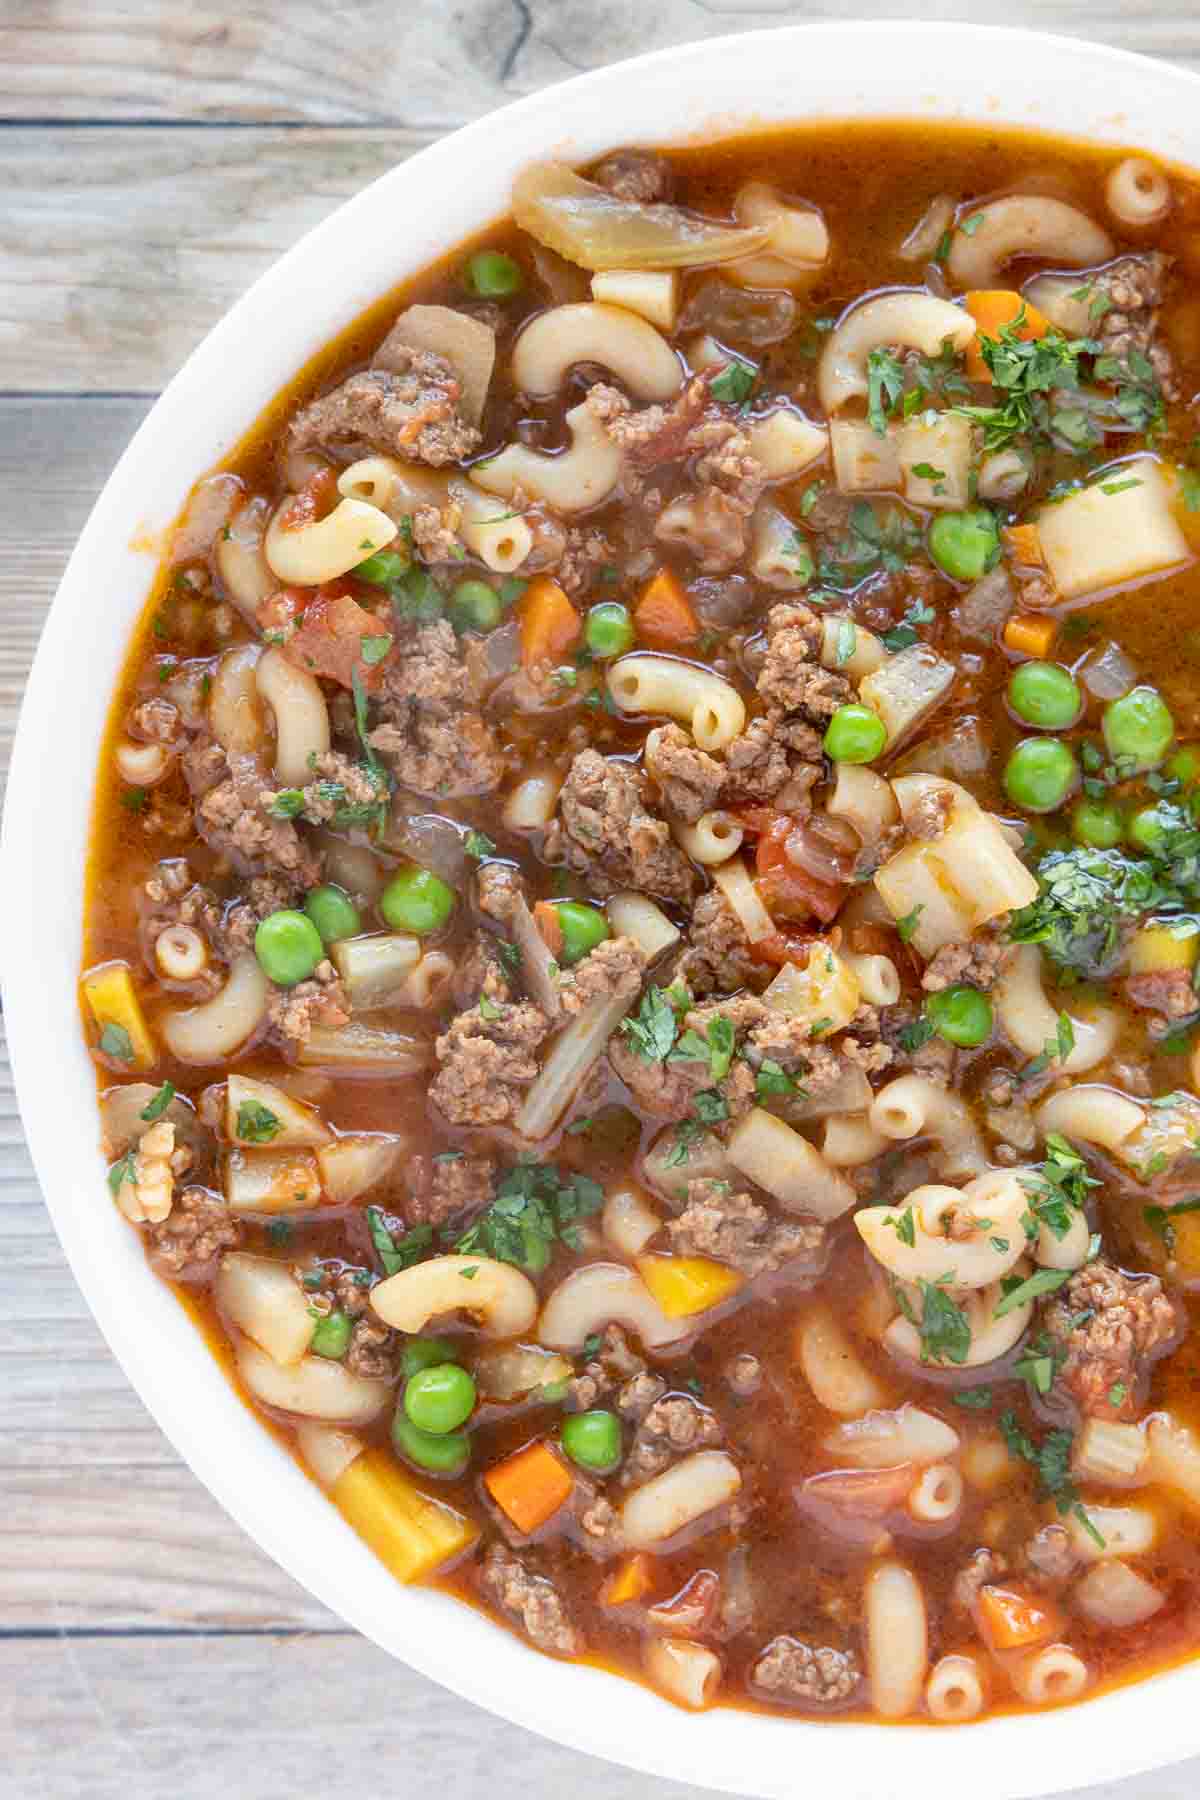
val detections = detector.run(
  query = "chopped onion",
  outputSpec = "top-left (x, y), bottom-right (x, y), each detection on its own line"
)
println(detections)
top-left (1078, 638), bottom-right (1138, 701)
top-left (171, 472), bottom-right (242, 564)
top-left (384, 812), bottom-right (468, 885)
top-left (784, 813), bottom-right (860, 885)
top-left (898, 195), bottom-right (956, 264)
top-left (513, 163), bottom-right (770, 272)
top-left (510, 892), bottom-right (564, 1024)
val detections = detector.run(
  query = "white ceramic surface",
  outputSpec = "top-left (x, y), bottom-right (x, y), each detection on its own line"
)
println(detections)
top-left (6, 21), bottom-right (1200, 1798)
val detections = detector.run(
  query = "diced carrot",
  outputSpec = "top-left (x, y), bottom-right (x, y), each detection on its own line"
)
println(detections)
top-left (964, 290), bottom-right (1051, 381)
top-left (1003, 522), bottom-right (1046, 568)
top-left (977, 1584), bottom-right (1060, 1653)
top-left (633, 567), bottom-right (700, 650)
top-left (484, 1440), bottom-right (574, 1535)
top-left (518, 574), bottom-right (581, 670)
top-left (600, 1552), bottom-right (655, 1607)
top-left (1003, 612), bottom-right (1059, 659)
top-left (533, 900), bottom-right (565, 958)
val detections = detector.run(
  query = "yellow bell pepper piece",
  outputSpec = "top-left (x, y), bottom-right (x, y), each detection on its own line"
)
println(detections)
top-left (1168, 1213), bottom-right (1200, 1282)
top-left (332, 1448), bottom-right (478, 1583)
top-left (637, 1253), bottom-right (744, 1319)
top-left (1128, 922), bottom-right (1199, 977)
top-left (81, 960), bottom-right (157, 1072)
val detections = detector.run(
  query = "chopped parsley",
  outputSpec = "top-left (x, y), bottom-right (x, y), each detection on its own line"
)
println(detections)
top-left (994, 1266), bottom-right (1071, 1319)
top-left (268, 789), bottom-right (305, 819)
top-left (895, 904), bottom-right (924, 943)
top-left (366, 1207), bottom-right (433, 1276)
top-left (107, 1150), bottom-right (137, 1196)
top-left (360, 633), bottom-right (393, 666)
top-left (692, 1088), bottom-right (730, 1126)
top-left (914, 1278), bottom-right (972, 1365)
top-left (139, 1081), bottom-right (175, 1123)
top-left (1144, 1193), bottom-right (1200, 1252)
top-left (709, 355), bottom-right (757, 405)
top-left (898, 1015), bottom-right (936, 1053)
top-left (456, 1160), bottom-right (604, 1273)
top-left (999, 1411), bottom-right (1104, 1547)
top-left (464, 829), bottom-right (497, 860)
top-left (663, 1118), bottom-right (705, 1167)
top-left (1020, 1012), bottom-right (1076, 1080)
top-left (98, 1023), bottom-right (134, 1062)
top-left (619, 986), bottom-right (679, 1062)
top-left (952, 1387), bottom-right (994, 1411)
top-left (817, 501), bottom-right (924, 590)
top-left (866, 347), bottom-right (906, 436)
top-left (881, 600), bottom-right (936, 653)
top-left (755, 1058), bottom-right (802, 1100)
top-left (885, 1206), bottom-right (917, 1248)
top-left (236, 1100), bottom-right (281, 1144)
top-left (478, 993), bottom-right (503, 1021)
top-left (954, 312), bottom-right (1095, 453)
top-left (1019, 1133), bottom-right (1098, 1240)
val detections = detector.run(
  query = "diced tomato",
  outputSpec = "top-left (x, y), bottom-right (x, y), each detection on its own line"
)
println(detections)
top-left (749, 930), bottom-right (818, 968)
top-left (283, 586), bottom-right (392, 690)
top-left (754, 814), bottom-right (845, 924)
top-left (276, 466), bottom-right (339, 530)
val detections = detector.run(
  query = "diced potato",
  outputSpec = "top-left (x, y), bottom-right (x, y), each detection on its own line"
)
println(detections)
top-left (295, 1421), bottom-right (364, 1488)
top-left (590, 269), bottom-right (679, 330)
top-left (81, 961), bottom-right (157, 1072)
top-left (316, 1133), bottom-right (406, 1205)
top-left (637, 1254), bottom-right (744, 1318)
top-left (214, 1251), bottom-right (316, 1365)
top-left (830, 419), bottom-right (900, 494)
top-left (896, 412), bottom-right (972, 511)
top-left (297, 1020), bottom-right (431, 1074)
top-left (1035, 457), bottom-right (1188, 601)
top-left (226, 1073), bottom-right (332, 1149)
top-left (859, 645), bottom-right (956, 748)
top-left (329, 933), bottom-right (422, 1010)
top-left (762, 950), bottom-right (860, 1036)
top-left (1127, 922), bottom-right (1199, 976)
top-left (223, 1148), bottom-right (324, 1215)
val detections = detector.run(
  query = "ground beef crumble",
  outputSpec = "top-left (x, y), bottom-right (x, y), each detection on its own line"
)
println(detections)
top-left (267, 964), bottom-right (349, 1046)
top-left (407, 1152), bottom-right (496, 1227)
top-left (192, 747), bottom-right (322, 887)
top-left (622, 1394), bottom-right (723, 1485)
top-left (145, 1187), bottom-right (242, 1280)
top-left (558, 936), bottom-right (645, 1017)
top-left (922, 934), bottom-right (1009, 993)
top-left (750, 1637), bottom-right (863, 1710)
top-left (666, 1179), bottom-right (827, 1279)
top-left (1042, 1260), bottom-right (1182, 1419)
top-left (429, 999), bottom-right (550, 1126)
top-left (543, 749), bottom-right (697, 905)
top-left (676, 889), bottom-right (770, 998)
top-left (756, 603), bottom-right (852, 722)
top-left (564, 1325), bottom-right (646, 1412)
top-left (369, 621), bottom-right (505, 798)
top-left (479, 1544), bottom-right (583, 1657)
top-left (1091, 251), bottom-right (1178, 398)
top-left (287, 347), bottom-right (480, 466)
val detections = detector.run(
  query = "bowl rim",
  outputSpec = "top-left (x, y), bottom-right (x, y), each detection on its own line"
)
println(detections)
top-left (8, 19), bottom-right (1200, 1796)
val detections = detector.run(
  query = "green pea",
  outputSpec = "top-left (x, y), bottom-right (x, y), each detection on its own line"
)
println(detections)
top-left (1167, 746), bottom-right (1200, 786)
top-left (392, 1409), bottom-right (470, 1476)
top-left (254, 909), bottom-right (325, 987)
top-left (380, 866), bottom-right (455, 936)
top-left (354, 548), bottom-right (408, 587)
top-left (402, 1335), bottom-right (460, 1379)
top-left (1127, 804), bottom-right (1175, 854)
top-left (823, 703), bottom-right (888, 765)
top-left (310, 1310), bottom-right (352, 1359)
top-left (465, 250), bottom-right (523, 298)
top-left (1103, 685), bottom-right (1175, 772)
top-left (1007, 661), bottom-right (1082, 731)
top-left (304, 884), bottom-right (362, 946)
top-left (561, 1409), bottom-right (622, 1473)
top-left (448, 578), bottom-right (502, 635)
top-left (1003, 738), bottom-right (1079, 814)
top-left (585, 601), bottom-right (635, 659)
top-left (925, 985), bottom-right (994, 1048)
top-left (404, 1364), bottom-right (477, 1435)
top-left (555, 900), bottom-right (610, 967)
top-left (1071, 796), bottom-right (1124, 849)
top-left (927, 506), bottom-right (1001, 583)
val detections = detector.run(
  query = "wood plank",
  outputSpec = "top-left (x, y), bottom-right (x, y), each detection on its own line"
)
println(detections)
top-left (3, 1634), bottom-right (722, 1800)
top-left (0, 128), bottom-right (429, 393)
top-left (4, 0), bottom-right (1200, 127)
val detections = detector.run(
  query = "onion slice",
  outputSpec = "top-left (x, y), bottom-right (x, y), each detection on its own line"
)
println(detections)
top-left (513, 163), bottom-right (770, 271)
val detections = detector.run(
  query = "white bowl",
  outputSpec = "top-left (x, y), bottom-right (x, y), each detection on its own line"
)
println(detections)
top-left (6, 20), bottom-right (1200, 1797)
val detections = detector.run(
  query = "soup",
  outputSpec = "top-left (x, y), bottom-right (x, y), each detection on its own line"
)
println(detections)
top-left (80, 120), bottom-right (1200, 1723)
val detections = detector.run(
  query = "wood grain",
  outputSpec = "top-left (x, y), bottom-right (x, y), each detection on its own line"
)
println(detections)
top-left (5, 0), bottom-right (1200, 126)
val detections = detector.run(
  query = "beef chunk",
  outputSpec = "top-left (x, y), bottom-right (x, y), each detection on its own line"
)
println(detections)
top-left (750, 1637), bottom-right (863, 1710)
top-left (480, 1544), bottom-right (583, 1657)
top-left (429, 999), bottom-right (550, 1126)
top-left (544, 749), bottom-right (697, 905)
top-left (554, 525), bottom-right (615, 598)
top-left (1123, 968), bottom-right (1200, 1023)
top-left (666, 1179), bottom-right (827, 1279)
top-left (146, 1188), bottom-right (242, 1280)
top-left (644, 724), bottom-right (725, 823)
top-left (194, 748), bottom-right (322, 887)
top-left (608, 1032), bottom-right (713, 1120)
top-left (267, 965), bottom-right (349, 1046)
top-left (564, 1324), bottom-right (645, 1412)
top-left (676, 889), bottom-right (768, 998)
top-left (721, 712), bottom-right (823, 813)
top-left (452, 931), bottom-right (514, 1010)
top-left (623, 1395), bottom-right (722, 1484)
top-left (756, 603), bottom-right (852, 721)
top-left (592, 147), bottom-right (674, 204)
top-left (1042, 1260), bottom-right (1182, 1419)
top-left (922, 934), bottom-right (1009, 993)
top-left (586, 377), bottom-right (709, 472)
top-left (288, 352), bottom-right (480, 466)
top-left (369, 621), bottom-right (504, 798)
top-left (558, 936), bottom-right (645, 1017)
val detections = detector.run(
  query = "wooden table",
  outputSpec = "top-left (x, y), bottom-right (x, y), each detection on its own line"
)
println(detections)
top-left (5, 5), bottom-right (1200, 1794)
